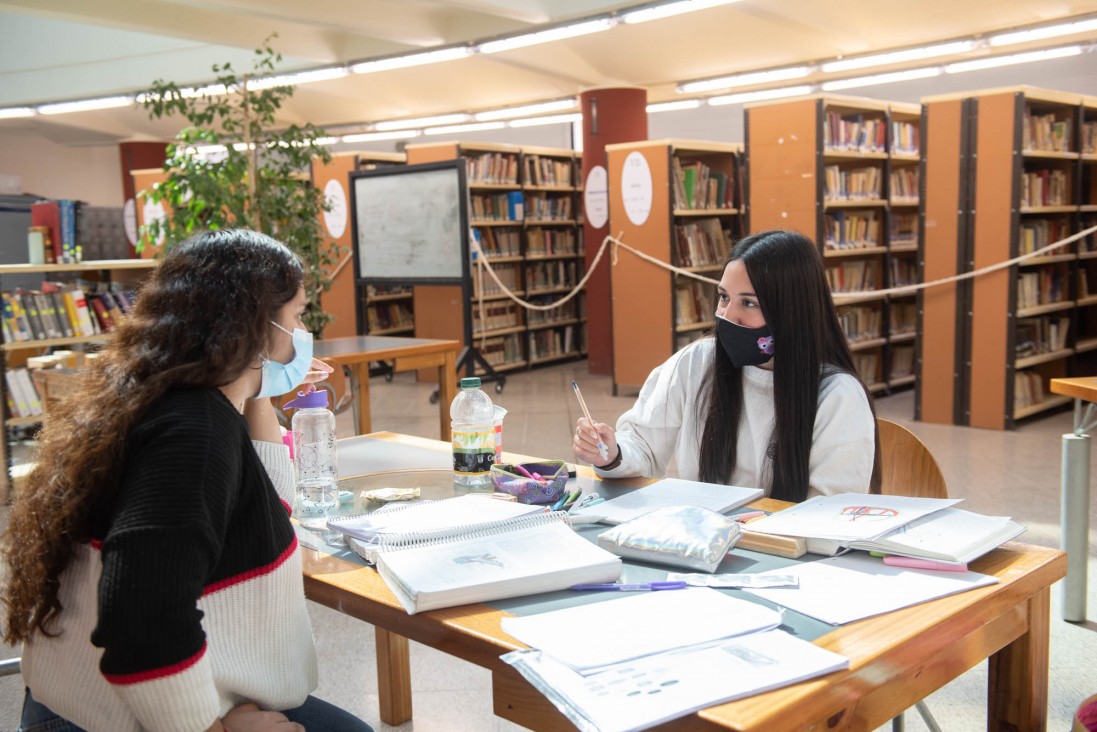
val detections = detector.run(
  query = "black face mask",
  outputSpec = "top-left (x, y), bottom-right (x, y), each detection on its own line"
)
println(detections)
top-left (715, 316), bottom-right (774, 368)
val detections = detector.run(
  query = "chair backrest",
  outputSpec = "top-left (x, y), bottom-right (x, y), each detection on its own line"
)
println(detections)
top-left (876, 418), bottom-right (948, 499)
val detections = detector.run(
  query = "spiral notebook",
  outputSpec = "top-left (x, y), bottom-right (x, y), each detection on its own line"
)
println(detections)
top-left (369, 512), bottom-right (622, 615)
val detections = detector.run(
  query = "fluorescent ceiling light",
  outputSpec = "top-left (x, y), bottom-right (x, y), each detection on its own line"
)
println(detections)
top-left (990, 17), bottom-right (1097, 46)
top-left (621, 0), bottom-right (741, 24)
top-left (424, 121), bottom-right (507, 135)
top-left (678, 65), bottom-right (811, 94)
top-left (37, 96), bottom-right (134, 115)
top-left (707, 85), bottom-right (813, 106)
top-left (249, 67), bottom-right (348, 90)
top-left (945, 45), bottom-right (1083, 72)
top-left (822, 41), bottom-right (975, 73)
top-left (351, 47), bottom-right (473, 74)
top-left (341, 130), bottom-right (420, 143)
top-left (375, 113), bottom-right (470, 131)
top-left (313, 137), bottom-right (339, 146)
top-left (647, 99), bottom-right (702, 113)
top-left (509, 113), bottom-right (582, 128)
top-left (478, 18), bottom-right (615, 54)
top-left (0, 107), bottom-right (35, 119)
top-left (475, 99), bottom-right (577, 121)
top-left (822, 67), bottom-right (940, 91)
top-left (232, 142), bottom-right (256, 151)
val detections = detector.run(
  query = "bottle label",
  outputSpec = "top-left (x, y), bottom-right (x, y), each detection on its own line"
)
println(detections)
top-left (452, 428), bottom-right (495, 475)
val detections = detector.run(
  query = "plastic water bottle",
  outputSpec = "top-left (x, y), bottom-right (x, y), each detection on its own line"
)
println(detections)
top-left (450, 377), bottom-right (496, 494)
top-left (284, 390), bottom-right (339, 540)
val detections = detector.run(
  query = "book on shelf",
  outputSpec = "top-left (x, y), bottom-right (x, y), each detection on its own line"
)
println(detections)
top-left (1023, 110), bottom-right (1072, 153)
top-left (825, 112), bottom-right (886, 153)
top-left (745, 493), bottom-right (1023, 563)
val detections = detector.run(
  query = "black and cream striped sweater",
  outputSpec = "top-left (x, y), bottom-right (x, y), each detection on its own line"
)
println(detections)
top-left (22, 387), bottom-right (317, 732)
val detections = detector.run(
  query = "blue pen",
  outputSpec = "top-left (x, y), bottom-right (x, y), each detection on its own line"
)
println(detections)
top-left (551, 485), bottom-right (581, 511)
top-left (569, 582), bottom-right (688, 592)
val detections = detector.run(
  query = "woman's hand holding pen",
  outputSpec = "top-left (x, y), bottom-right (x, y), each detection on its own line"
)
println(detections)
top-left (573, 418), bottom-right (619, 469)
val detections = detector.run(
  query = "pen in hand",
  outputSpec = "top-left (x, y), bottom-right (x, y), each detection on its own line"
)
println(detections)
top-left (571, 380), bottom-right (609, 462)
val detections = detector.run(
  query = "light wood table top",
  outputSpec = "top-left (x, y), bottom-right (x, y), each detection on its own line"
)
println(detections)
top-left (1050, 376), bottom-right (1097, 402)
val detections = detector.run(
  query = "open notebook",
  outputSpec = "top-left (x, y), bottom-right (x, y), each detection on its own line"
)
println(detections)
top-left (569, 477), bottom-right (763, 525)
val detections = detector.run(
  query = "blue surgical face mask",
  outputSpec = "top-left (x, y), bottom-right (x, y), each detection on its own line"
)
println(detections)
top-left (256, 321), bottom-right (313, 398)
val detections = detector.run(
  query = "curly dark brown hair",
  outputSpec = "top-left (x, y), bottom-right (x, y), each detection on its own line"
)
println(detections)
top-left (1, 229), bottom-right (303, 644)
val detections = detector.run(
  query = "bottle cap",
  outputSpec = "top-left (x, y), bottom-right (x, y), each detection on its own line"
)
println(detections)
top-left (460, 377), bottom-right (482, 389)
top-left (283, 389), bottom-right (329, 410)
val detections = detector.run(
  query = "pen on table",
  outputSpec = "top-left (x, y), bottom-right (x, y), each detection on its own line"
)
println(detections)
top-left (734, 510), bottom-right (766, 523)
top-left (571, 380), bottom-right (609, 462)
top-left (551, 485), bottom-right (581, 511)
top-left (569, 582), bottom-right (688, 592)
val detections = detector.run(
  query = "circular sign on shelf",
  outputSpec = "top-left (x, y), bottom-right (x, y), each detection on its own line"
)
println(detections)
top-left (122, 198), bottom-right (137, 247)
top-left (584, 165), bottom-right (609, 229)
top-left (620, 151), bottom-right (653, 226)
top-left (142, 199), bottom-right (167, 246)
top-left (322, 179), bottom-right (348, 239)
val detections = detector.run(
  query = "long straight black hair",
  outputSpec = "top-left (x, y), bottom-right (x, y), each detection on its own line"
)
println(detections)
top-left (696, 230), bottom-right (882, 501)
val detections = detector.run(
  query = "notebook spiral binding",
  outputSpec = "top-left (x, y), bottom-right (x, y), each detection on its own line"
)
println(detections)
top-left (376, 510), bottom-right (569, 554)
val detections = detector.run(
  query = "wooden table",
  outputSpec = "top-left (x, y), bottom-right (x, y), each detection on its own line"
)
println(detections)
top-left (313, 335), bottom-right (459, 439)
top-left (1049, 376), bottom-right (1097, 622)
top-left (303, 432), bottom-right (1066, 731)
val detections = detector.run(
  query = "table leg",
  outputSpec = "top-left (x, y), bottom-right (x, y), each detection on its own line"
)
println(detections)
top-left (353, 362), bottom-right (372, 435)
top-left (987, 587), bottom-right (1051, 731)
top-left (1062, 430), bottom-right (1091, 622)
top-left (437, 350), bottom-right (457, 440)
top-left (375, 627), bottom-right (413, 725)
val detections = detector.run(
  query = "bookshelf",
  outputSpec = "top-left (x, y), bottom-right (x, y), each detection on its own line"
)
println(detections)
top-left (605, 139), bottom-right (745, 393)
top-left (921, 87), bottom-right (1093, 429)
top-left (405, 142), bottom-right (586, 378)
top-left (0, 258), bottom-right (159, 498)
top-left (746, 94), bottom-right (923, 396)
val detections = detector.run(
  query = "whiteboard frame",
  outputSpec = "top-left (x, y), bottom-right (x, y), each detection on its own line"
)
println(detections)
top-left (350, 159), bottom-right (470, 286)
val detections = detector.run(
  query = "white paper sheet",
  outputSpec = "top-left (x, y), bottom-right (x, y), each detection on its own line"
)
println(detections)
top-left (745, 493), bottom-right (961, 542)
top-left (570, 478), bottom-right (763, 525)
top-left (744, 553), bottom-right (998, 625)
top-left (500, 587), bottom-right (782, 674)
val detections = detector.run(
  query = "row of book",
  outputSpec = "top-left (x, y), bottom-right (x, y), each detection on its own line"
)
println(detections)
top-left (852, 352), bottom-right (880, 386)
top-left (1, 286), bottom-right (134, 344)
top-left (674, 281), bottom-right (716, 327)
top-left (826, 260), bottom-right (881, 294)
top-left (891, 258), bottom-right (917, 288)
top-left (525, 195), bottom-right (573, 221)
top-left (523, 156), bottom-right (574, 187)
top-left (890, 302), bottom-right (918, 335)
top-left (1085, 122), bottom-right (1097, 154)
top-left (527, 325), bottom-right (581, 362)
top-left (890, 168), bottom-right (919, 203)
top-left (824, 211), bottom-right (879, 250)
top-left (674, 218), bottom-right (730, 267)
top-left (1022, 111), bottom-right (1072, 153)
top-left (366, 284), bottom-right (412, 299)
top-left (365, 302), bottom-right (413, 334)
top-left (824, 165), bottom-right (882, 202)
top-left (1015, 370), bottom-right (1050, 411)
top-left (30, 199), bottom-right (80, 264)
top-left (890, 345), bottom-right (915, 379)
top-left (526, 260), bottom-right (577, 292)
top-left (823, 113), bottom-right (887, 153)
top-left (471, 192), bottom-right (524, 222)
top-left (1016, 267), bottom-right (1066, 310)
top-left (838, 305), bottom-right (882, 343)
top-left (1015, 316), bottom-right (1069, 358)
top-left (472, 301), bottom-right (522, 335)
top-left (464, 152), bottom-right (520, 185)
top-left (479, 333), bottom-right (524, 369)
top-left (891, 121), bottom-right (920, 156)
top-left (473, 227), bottom-right (522, 258)
top-left (1079, 269), bottom-right (1094, 299)
top-left (526, 228), bottom-right (578, 257)
top-left (671, 158), bottom-right (737, 210)
top-left (525, 296), bottom-right (584, 327)
top-left (5, 368), bottom-right (43, 419)
top-left (1020, 169), bottom-right (1068, 208)
top-left (891, 213), bottom-right (918, 246)
top-left (1020, 217), bottom-right (1070, 255)
top-left (473, 263), bottom-right (519, 297)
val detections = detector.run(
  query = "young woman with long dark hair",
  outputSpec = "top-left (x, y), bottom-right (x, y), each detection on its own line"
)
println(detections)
top-left (573, 229), bottom-right (881, 502)
top-left (3, 230), bottom-right (372, 732)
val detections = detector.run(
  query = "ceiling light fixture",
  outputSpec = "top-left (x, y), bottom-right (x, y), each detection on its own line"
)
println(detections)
top-left (821, 41), bottom-right (976, 73)
top-left (478, 18), bottom-right (615, 54)
top-left (509, 113), bottom-right (582, 128)
top-left (647, 99), bottom-right (702, 113)
top-left (337, 131), bottom-right (419, 143)
top-left (374, 113), bottom-right (471, 131)
top-left (989, 17), bottom-right (1097, 46)
top-left (821, 67), bottom-right (941, 91)
top-left (677, 65), bottom-right (811, 94)
top-left (248, 67), bottom-right (348, 91)
top-left (351, 47), bottom-right (474, 74)
top-left (423, 121), bottom-right (507, 136)
top-left (707, 85), bottom-right (813, 106)
top-left (0, 107), bottom-right (36, 119)
top-left (475, 99), bottom-right (577, 121)
top-left (37, 96), bottom-right (134, 115)
top-left (945, 45), bottom-right (1084, 72)
top-left (621, 0), bottom-right (741, 24)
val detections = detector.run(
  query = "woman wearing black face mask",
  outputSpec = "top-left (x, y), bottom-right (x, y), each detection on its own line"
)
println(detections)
top-left (573, 230), bottom-right (881, 503)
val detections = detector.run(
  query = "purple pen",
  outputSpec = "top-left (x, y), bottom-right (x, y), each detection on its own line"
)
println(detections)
top-left (514, 464), bottom-right (538, 481)
top-left (569, 582), bottom-right (688, 592)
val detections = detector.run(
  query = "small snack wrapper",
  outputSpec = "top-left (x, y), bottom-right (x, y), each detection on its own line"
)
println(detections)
top-left (361, 487), bottom-right (421, 504)
top-left (490, 461), bottom-right (568, 505)
top-left (596, 505), bottom-right (741, 573)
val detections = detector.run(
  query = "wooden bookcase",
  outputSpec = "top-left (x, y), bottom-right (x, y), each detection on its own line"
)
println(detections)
top-left (405, 142), bottom-right (586, 379)
top-left (605, 140), bottom-right (745, 393)
top-left (746, 94), bottom-right (923, 396)
top-left (921, 87), bottom-right (1094, 429)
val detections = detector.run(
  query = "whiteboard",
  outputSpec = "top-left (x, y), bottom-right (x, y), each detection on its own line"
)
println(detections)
top-left (352, 161), bottom-right (467, 282)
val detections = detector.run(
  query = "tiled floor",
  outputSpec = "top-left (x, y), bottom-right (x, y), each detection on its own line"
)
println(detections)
top-left (1, 360), bottom-right (1095, 731)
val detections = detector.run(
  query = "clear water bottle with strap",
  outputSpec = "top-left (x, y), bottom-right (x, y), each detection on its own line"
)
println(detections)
top-left (284, 390), bottom-right (339, 539)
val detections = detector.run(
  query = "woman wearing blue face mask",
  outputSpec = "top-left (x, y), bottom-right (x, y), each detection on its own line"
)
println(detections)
top-left (573, 229), bottom-right (881, 502)
top-left (2, 229), bottom-right (373, 732)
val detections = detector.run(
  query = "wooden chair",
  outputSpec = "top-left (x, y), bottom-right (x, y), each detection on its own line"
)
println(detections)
top-left (877, 418), bottom-right (945, 732)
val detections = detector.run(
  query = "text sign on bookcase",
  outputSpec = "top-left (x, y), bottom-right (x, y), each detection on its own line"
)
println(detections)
top-left (351, 160), bottom-right (469, 284)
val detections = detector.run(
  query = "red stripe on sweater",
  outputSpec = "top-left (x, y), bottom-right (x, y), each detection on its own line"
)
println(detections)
top-left (105, 644), bottom-right (206, 685)
top-left (202, 535), bottom-right (298, 597)
top-left (280, 498), bottom-right (292, 515)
